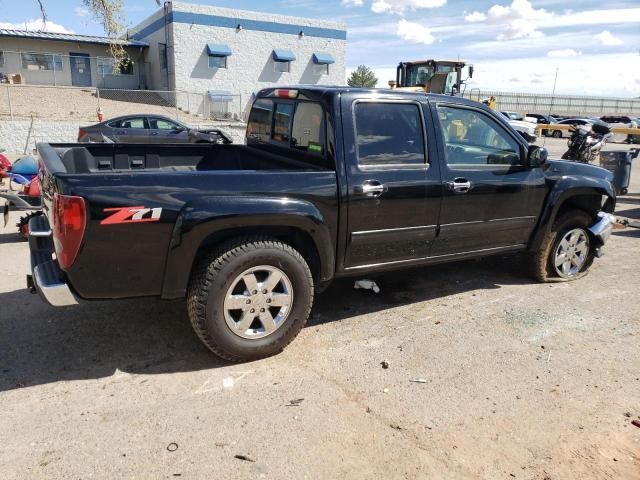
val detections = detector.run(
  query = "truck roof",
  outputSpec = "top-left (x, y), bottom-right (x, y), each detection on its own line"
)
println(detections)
top-left (256, 85), bottom-right (480, 107)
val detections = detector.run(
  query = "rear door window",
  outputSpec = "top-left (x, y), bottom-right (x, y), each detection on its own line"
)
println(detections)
top-left (110, 117), bottom-right (146, 129)
top-left (354, 102), bottom-right (426, 166)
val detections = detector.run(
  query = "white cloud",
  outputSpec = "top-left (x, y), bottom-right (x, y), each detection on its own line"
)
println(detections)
top-left (465, 0), bottom-right (552, 40)
top-left (396, 19), bottom-right (435, 44)
top-left (372, 0), bottom-right (446, 14)
top-left (464, 11), bottom-right (487, 22)
top-left (595, 30), bottom-right (623, 46)
top-left (0, 19), bottom-right (74, 33)
top-left (547, 49), bottom-right (578, 57)
top-left (342, 0), bottom-right (446, 14)
top-left (75, 7), bottom-right (90, 17)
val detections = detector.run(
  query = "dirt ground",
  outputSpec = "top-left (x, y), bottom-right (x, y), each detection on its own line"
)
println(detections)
top-left (1, 138), bottom-right (639, 479)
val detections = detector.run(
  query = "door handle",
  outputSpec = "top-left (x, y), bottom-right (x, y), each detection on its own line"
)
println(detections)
top-left (150, 132), bottom-right (159, 136)
top-left (447, 177), bottom-right (473, 194)
top-left (355, 180), bottom-right (386, 198)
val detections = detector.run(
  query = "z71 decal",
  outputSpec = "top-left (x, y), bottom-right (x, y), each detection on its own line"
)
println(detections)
top-left (101, 206), bottom-right (163, 225)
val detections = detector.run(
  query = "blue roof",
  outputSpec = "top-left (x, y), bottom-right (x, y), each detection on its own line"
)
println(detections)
top-left (313, 53), bottom-right (335, 65)
top-left (206, 44), bottom-right (232, 56)
top-left (273, 49), bottom-right (296, 62)
top-left (0, 28), bottom-right (148, 47)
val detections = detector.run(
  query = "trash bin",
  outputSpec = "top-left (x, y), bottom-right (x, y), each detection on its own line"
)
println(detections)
top-left (599, 149), bottom-right (639, 195)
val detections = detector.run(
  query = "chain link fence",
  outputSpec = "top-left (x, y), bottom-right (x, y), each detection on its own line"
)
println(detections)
top-left (464, 89), bottom-right (640, 117)
top-left (0, 84), bottom-right (246, 123)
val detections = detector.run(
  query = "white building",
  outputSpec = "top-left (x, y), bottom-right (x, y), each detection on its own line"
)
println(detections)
top-left (0, 30), bottom-right (148, 89)
top-left (128, 1), bottom-right (347, 116)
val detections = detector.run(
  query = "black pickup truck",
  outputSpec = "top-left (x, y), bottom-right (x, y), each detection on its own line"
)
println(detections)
top-left (29, 86), bottom-right (616, 361)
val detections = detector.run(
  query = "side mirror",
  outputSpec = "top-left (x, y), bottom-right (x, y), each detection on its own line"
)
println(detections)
top-left (527, 145), bottom-right (548, 168)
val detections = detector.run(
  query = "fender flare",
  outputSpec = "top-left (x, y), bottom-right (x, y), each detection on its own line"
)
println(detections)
top-left (160, 195), bottom-right (335, 299)
top-left (529, 176), bottom-right (615, 251)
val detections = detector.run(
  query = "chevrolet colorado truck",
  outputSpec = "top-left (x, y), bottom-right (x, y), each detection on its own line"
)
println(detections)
top-left (28, 86), bottom-right (616, 361)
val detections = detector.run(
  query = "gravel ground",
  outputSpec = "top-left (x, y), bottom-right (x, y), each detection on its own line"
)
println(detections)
top-left (0, 138), bottom-right (639, 479)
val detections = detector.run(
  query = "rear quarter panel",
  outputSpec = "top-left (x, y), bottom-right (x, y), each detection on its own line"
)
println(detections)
top-left (55, 170), bottom-right (338, 300)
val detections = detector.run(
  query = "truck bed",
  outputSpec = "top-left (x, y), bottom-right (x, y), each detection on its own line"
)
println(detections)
top-left (36, 141), bottom-right (339, 300)
top-left (41, 143), bottom-right (333, 174)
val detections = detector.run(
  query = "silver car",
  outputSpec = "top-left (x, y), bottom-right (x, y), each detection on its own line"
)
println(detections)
top-left (78, 114), bottom-right (232, 144)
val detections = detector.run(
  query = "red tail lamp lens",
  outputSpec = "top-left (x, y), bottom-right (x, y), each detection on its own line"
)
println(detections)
top-left (53, 194), bottom-right (87, 270)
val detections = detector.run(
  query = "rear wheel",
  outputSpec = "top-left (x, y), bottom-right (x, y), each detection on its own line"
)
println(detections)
top-left (552, 130), bottom-right (563, 138)
top-left (529, 209), bottom-right (595, 282)
top-left (187, 237), bottom-right (314, 362)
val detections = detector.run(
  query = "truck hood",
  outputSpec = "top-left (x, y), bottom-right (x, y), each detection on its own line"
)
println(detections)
top-left (545, 159), bottom-right (613, 182)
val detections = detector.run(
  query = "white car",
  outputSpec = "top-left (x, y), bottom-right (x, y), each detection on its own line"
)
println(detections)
top-left (500, 113), bottom-right (537, 142)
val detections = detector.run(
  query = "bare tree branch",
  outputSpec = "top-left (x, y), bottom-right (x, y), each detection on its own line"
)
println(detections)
top-left (36, 0), bottom-right (47, 30)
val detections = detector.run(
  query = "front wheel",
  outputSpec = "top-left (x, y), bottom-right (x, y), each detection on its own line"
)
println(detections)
top-left (187, 237), bottom-right (314, 362)
top-left (529, 209), bottom-right (595, 282)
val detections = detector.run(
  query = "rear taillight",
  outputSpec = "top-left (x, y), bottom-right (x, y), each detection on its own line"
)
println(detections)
top-left (78, 128), bottom-right (87, 141)
top-left (52, 194), bottom-right (87, 270)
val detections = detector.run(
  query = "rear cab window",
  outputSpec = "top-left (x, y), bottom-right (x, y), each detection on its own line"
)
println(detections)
top-left (247, 96), bottom-right (327, 164)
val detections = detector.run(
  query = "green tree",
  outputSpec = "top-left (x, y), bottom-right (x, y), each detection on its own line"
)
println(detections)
top-left (347, 65), bottom-right (378, 88)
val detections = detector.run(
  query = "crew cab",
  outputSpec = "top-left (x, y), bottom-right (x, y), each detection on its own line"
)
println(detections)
top-left (29, 86), bottom-right (616, 362)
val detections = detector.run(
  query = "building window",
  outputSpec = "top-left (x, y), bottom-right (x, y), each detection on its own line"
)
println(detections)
top-left (272, 50), bottom-right (295, 74)
top-left (312, 53), bottom-right (334, 77)
top-left (208, 55), bottom-right (227, 69)
top-left (0, 51), bottom-right (4, 67)
top-left (21, 52), bottom-right (63, 71)
top-left (275, 61), bottom-right (290, 73)
top-left (159, 43), bottom-right (167, 71)
top-left (314, 64), bottom-right (329, 76)
top-left (97, 57), bottom-right (134, 76)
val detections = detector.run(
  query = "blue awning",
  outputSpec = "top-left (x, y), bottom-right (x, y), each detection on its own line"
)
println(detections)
top-left (272, 49), bottom-right (296, 62)
top-left (208, 89), bottom-right (233, 102)
top-left (206, 44), bottom-right (232, 56)
top-left (313, 53), bottom-right (335, 65)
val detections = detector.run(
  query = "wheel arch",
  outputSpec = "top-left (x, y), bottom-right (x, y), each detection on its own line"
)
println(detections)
top-left (529, 183), bottom-right (615, 251)
top-left (161, 196), bottom-right (335, 299)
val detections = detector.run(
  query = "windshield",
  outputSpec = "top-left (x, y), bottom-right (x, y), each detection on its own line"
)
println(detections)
top-left (405, 64), bottom-right (435, 86)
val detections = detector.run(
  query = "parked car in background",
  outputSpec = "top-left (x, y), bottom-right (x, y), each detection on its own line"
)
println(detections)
top-left (499, 112), bottom-right (537, 142)
top-left (600, 115), bottom-right (634, 144)
top-left (526, 113), bottom-right (557, 136)
top-left (502, 111), bottom-right (523, 121)
top-left (78, 115), bottom-right (233, 144)
top-left (550, 118), bottom-right (599, 138)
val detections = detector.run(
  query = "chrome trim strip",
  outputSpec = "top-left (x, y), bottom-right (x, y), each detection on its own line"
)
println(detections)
top-left (344, 244), bottom-right (525, 271)
top-left (352, 224), bottom-right (438, 236)
top-left (440, 216), bottom-right (537, 228)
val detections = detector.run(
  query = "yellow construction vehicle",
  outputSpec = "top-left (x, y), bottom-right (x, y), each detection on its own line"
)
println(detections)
top-left (390, 60), bottom-right (473, 95)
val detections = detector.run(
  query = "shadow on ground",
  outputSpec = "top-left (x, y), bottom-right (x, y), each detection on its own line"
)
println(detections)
top-left (0, 254), bottom-right (532, 392)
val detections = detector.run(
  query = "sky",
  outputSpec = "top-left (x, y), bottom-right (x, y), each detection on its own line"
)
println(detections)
top-left (1, 0), bottom-right (639, 96)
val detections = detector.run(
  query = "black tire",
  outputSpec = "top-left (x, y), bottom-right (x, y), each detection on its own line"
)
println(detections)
top-left (529, 209), bottom-right (595, 283)
top-left (620, 188), bottom-right (628, 196)
top-left (187, 236), bottom-right (314, 362)
top-left (552, 130), bottom-right (563, 138)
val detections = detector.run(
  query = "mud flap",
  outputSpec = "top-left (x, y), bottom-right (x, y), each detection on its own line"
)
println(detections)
top-left (2, 202), bottom-right (8, 228)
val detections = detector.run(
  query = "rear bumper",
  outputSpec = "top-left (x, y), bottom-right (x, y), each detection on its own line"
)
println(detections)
top-left (27, 215), bottom-right (78, 307)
